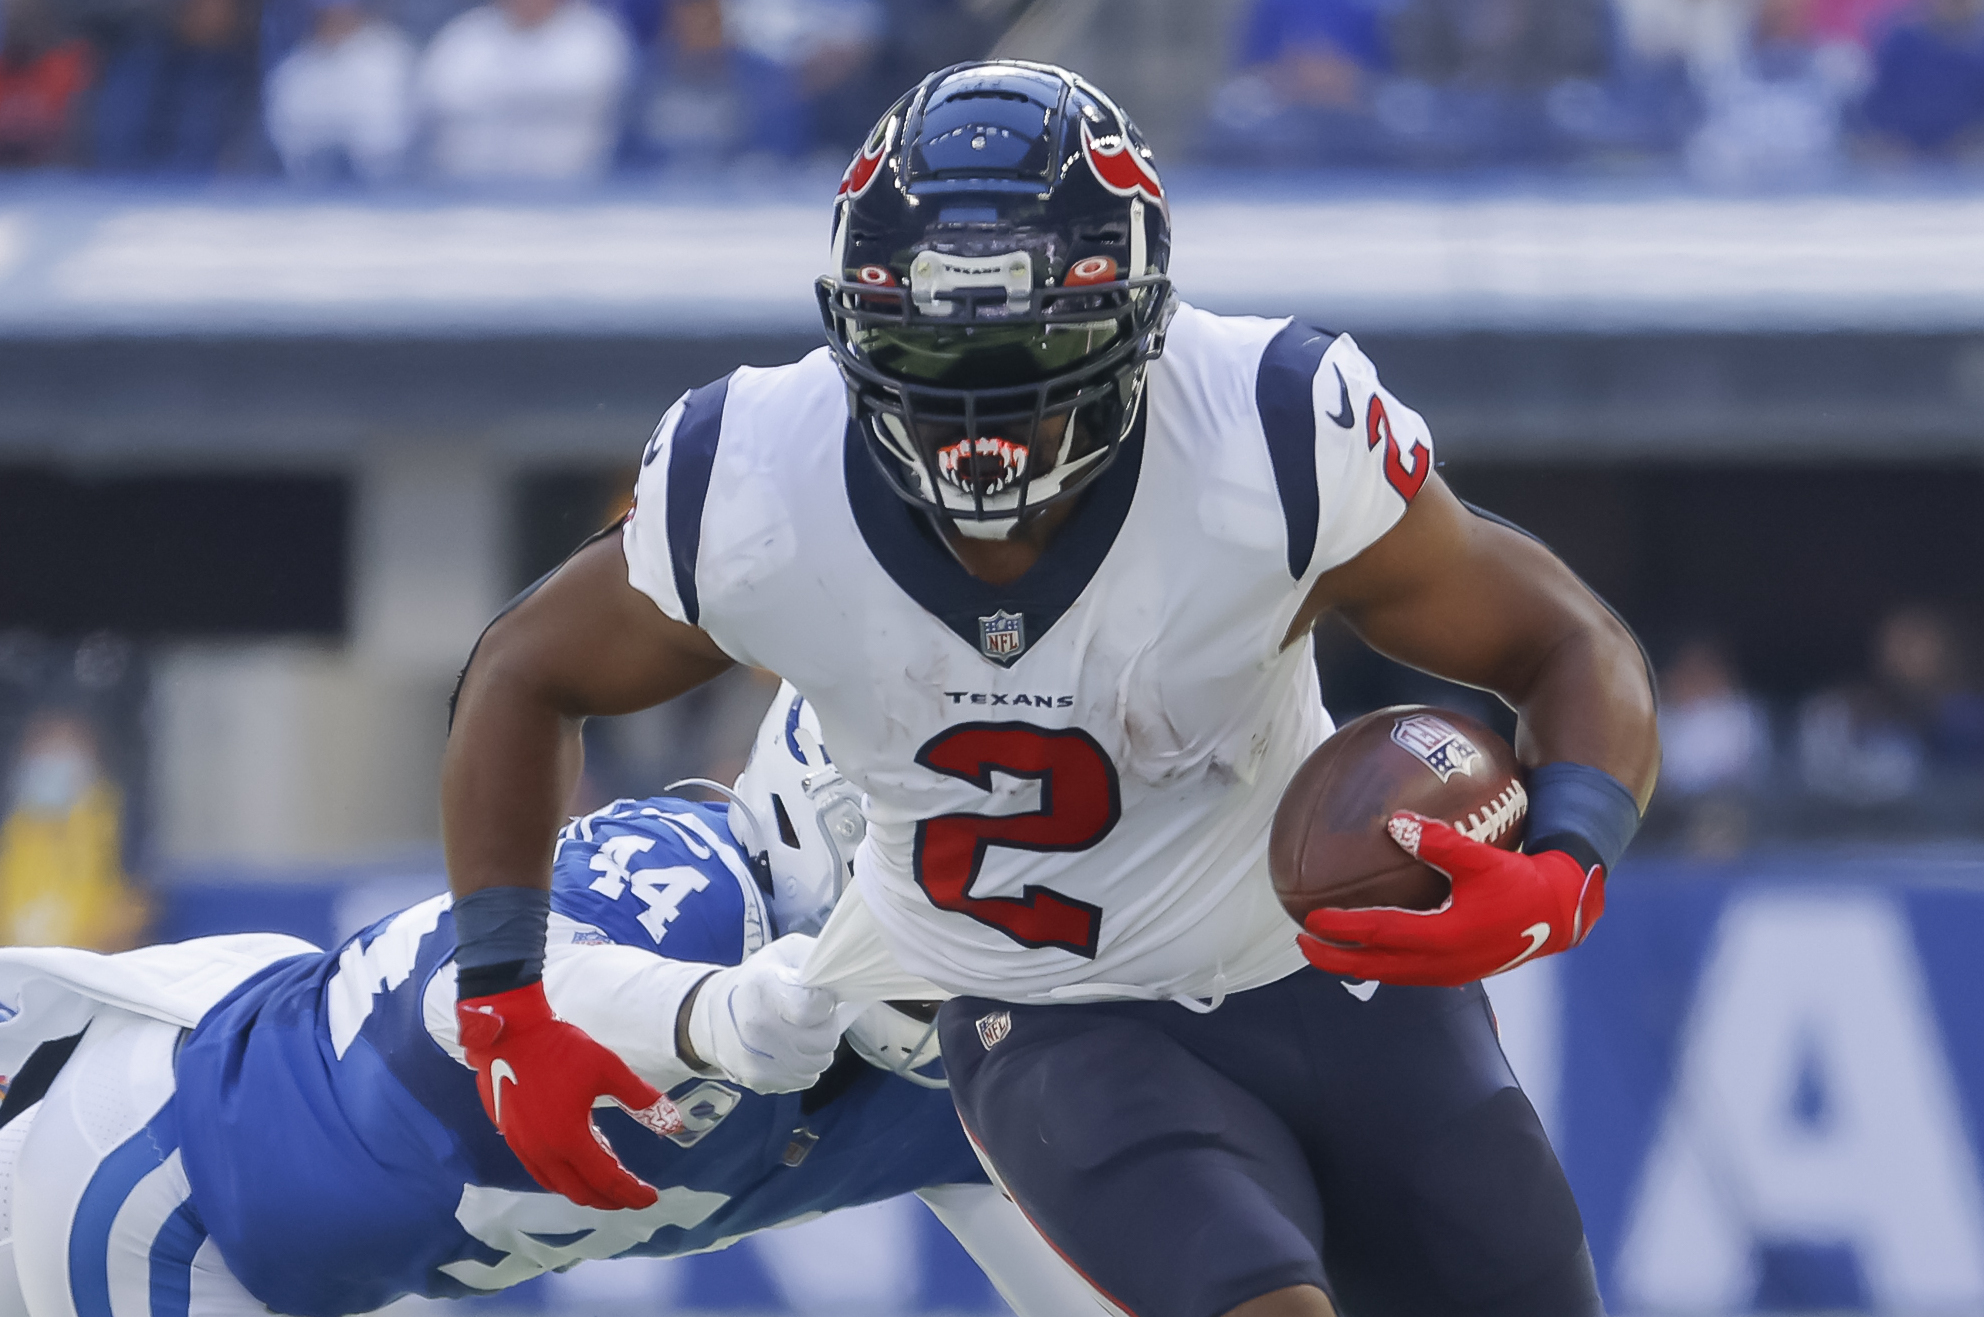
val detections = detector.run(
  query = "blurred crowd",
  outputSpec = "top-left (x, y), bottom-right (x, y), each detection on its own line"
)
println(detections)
top-left (3, 0), bottom-right (1982, 182)
top-left (1316, 600), bottom-right (1984, 857)
top-left (0, 0), bottom-right (1017, 180)
top-left (2, 606), bottom-right (1981, 909)
top-left (1208, 0), bottom-right (1984, 178)
top-left (1646, 604), bottom-right (1984, 854)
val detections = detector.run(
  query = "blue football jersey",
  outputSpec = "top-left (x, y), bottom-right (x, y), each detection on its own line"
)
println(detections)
top-left (172, 799), bottom-right (984, 1317)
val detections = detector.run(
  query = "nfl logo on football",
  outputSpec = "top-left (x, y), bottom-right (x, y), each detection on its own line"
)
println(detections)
top-left (1390, 712), bottom-right (1484, 782)
top-left (979, 609), bottom-right (1026, 661)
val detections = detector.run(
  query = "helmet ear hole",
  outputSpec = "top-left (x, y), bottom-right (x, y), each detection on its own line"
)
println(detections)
top-left (848, 1001), bottom-right (948, 1088)
top-left (771, 793), bottom-right (801, 848)
top-left (736, 680), bottom-right (861, 937)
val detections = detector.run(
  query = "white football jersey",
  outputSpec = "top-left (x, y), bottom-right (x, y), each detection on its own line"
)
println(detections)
top-left (623, 303), bottom-right (1436, 1004)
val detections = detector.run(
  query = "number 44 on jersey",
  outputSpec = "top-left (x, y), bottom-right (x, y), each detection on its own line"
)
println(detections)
top-left (588, 835), bottom-right (711, 943)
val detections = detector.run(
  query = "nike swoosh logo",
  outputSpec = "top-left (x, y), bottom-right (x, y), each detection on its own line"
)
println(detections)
top-left (1341, 979), bottom-right (1379, 1002)
top-left (491, 1059), bottom-right (518, 1126)
top-left (1492, 923), bottom-right (1552, 976)
top-left (1324, 364), bottom-right (1355, 429)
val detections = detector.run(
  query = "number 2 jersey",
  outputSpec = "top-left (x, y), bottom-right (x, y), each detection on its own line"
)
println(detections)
top-left (622, 304), bottom-right (1437, 1006)
top-left (169, 799), bottom-right (984, 1317)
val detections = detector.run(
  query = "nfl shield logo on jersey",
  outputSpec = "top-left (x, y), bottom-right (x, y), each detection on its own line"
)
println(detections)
top-left (1390, 713), bottom-right (1485, 782)
top-left (976, 1010), bottom-right (1012, 1050)
top-left (979, 610), bottom-right (1026, 663)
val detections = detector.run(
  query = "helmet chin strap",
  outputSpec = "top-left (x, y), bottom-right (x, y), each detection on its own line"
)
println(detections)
top-left (665, 778), bottom-right (762, 851)
top-left (949, 515), bottom-right (1021, 541)
top-left (665, 777), bottom-right (777, 894)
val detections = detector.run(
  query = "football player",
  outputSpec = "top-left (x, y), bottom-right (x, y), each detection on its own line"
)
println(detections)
top-left (0, 686), bottom-right (1101, 1317)
top-left (443, 62), bottom-right (1660, 1317)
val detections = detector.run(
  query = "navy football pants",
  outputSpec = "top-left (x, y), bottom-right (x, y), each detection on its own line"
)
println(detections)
top-left (940, 969), bottom-right (1603, 1317)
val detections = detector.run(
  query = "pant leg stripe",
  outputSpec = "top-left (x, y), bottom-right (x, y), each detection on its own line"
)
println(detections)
top-left (68, 1131), bottom-right (171, 1317)
top-left (146, 1200), bottom-right (206, 1317)
top-left (955, 1114), bottom-right (1139, 1317)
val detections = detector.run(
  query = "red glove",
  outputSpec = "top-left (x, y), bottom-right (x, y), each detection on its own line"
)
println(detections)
top-left (457, 980), bottom-right (686, 1210)
top-left (1298, 812), bottom-right (1606, 988)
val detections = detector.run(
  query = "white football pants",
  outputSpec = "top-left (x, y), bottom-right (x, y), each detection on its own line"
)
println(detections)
top-left (917, 1182), bottom-right (1115, 1316)
top-left (0, 1009), bottom-right (264, 1317)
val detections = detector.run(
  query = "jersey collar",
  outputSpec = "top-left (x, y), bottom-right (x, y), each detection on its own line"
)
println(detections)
top-left (842, 406), bottom-right (1148, 667)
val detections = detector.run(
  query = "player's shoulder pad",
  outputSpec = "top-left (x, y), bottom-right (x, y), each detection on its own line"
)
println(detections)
top-left (549, 797), bottom-right (772, 964)
top-left (1149, 302), bottom-right (1288, 405)
top-left (623, 351), bottom-right (842, 628)
top-left (624, 373), bottom-right (727, 627)
top-left (1252, 323), bottom-right (1434, 581)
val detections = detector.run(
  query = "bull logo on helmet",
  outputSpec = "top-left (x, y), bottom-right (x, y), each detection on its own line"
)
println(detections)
top-left (1080, 121), bottom-right (1164, 205)
top-left (837, 118), bottom-right (894, 202)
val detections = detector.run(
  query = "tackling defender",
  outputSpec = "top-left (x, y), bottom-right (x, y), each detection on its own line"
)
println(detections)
top-left (444, 63), bottom-right (1660, 1317)
top-left (0, 688), bottom-right (1098, 1317)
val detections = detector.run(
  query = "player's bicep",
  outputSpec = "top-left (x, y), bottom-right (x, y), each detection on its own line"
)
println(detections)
top-left (1307, 476), bottom-right (1614, 696)
top-left (466, 528), bottom-right (733, 720)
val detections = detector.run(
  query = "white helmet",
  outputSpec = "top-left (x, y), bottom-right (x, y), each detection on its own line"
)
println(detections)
top-left (846, 1000), bottom-right (946, 1088)
top-left (729, 682), bottom-right (866, 937)
top-left (726, 683), bottom-right (947, 1088)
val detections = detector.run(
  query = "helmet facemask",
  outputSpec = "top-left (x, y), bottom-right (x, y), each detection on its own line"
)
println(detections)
top-left (819, 267), bottom-right (1167, 538)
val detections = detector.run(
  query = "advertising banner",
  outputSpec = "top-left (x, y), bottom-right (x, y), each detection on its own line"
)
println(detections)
top-left (1528, 856), bottom-right (1984, 1313)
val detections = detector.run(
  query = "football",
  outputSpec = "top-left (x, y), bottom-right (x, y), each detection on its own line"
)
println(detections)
top-left (1269, 705), bottom-right (1528, 921)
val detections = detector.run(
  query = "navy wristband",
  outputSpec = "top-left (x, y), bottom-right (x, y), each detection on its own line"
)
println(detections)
top-left (1524, 762), bottom-right (1640, 873)
top-left (453, 886), bottom-right (551, 997)
top-left (456, 959), bottom-right (535, 999)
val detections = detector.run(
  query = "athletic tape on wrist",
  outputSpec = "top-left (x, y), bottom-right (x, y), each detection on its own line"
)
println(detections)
top-left (1524, 762), bottom-right (1640, 873)
top-left (453, 886), bottom-right (551, 992)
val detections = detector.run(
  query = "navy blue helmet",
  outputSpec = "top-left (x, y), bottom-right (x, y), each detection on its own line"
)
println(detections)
top-left (817, 61), bottom-right (1175, 538)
